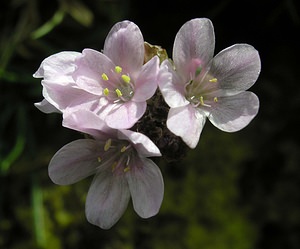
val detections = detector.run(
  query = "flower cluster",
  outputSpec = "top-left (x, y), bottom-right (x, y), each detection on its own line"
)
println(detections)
top-left (34, 18), bottom-right (261, 229)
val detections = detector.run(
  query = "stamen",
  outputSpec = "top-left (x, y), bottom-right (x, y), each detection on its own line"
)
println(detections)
top-left (115, 66), bottom-right (122, 73)
top-left (200, 96), bottom-right (205, 105)
top-left (214, 97), bottom-right (218, 102)
top-left (103, 88), bottom-right (110, 96)
top-left (121, 75), bottom-right (131, 84)
top-left (102, 73), bottom-right (109, 81)
top-left (104, 138), bottom-right (112, 151)
top-left (97, 156), bottom-right (102, 162)
top-left (115, 88), bottom-right (123, 97)
top-left (120, 146), bottom-right (127, 153)
top-left (123, 166), bottom-right (130, 172)
top-left (111, 161), bottom-right (118, 172)
top-left (209, 78), bottom-right (218, 83)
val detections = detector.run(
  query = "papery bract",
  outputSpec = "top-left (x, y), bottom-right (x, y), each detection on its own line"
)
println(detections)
top-left (49, 110), bottom-right (163, 229)
top-left (34, 21), bottom-right (160, 129)
top-left (159, 18), bottom-right (261, 148)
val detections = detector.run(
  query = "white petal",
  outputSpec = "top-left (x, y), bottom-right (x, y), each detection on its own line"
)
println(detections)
top-left (33, 51), bottom-right (81, 80)
top-left (126, 157), bottom-right (164, 218)
top-left (62, 110), bottom-right (116, 140)
top-left (132, 56), bottom-right (159, 102)
top-left (173, 18), bottom-right (215, 80)
top-left (208, 91), bottom-right (259, 132)
top-left (210, 44), bottom-right (261, 95)
top-left (167, 105), bottom-right (206, 149)
top-left (118, 130), bottom-right (161, 157)
top-left (86, 170), bottom-right (130, 229)
top-left (49, 139), bottom-right (105, 185)
top-left (158, 60), bottom-right (189, 108)
top-left (34, 99), bottom-right (60, 113)
top-left (105, 101), bottom-right (147, 129)
top-left (103, 21), bottom-right (144, 73)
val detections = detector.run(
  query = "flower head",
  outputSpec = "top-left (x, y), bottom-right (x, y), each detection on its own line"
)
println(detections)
top-left (159, 18), bottom-right (261, 148)
top-left (34, 20), bottom-right (159, 129)
top-left (49, 110), bottom-right (163, 229)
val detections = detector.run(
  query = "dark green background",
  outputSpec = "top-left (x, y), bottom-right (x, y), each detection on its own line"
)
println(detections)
top-left (1, 0), bottom-right (299, 248)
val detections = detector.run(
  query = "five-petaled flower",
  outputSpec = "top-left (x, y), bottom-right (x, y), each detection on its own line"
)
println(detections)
top-left (49, 110), bottom-right (164, 229)
top-left (159, 18), bottom-right (261, 148)
top-left (34, 20), bottom-right (160, 129)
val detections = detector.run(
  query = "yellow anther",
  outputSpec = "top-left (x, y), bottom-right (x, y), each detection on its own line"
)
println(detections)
top-left (121, 74), bottom-right (131, 84)
top-left (104, 138), bottom-right (112, 151)
top-left (111, 161), bottom-right (118, 172)
top-left (120, 146), bottom-right (127, 153)
top-left (103, 88), bottom-right (110, 96)
top-left (123, 166), bottom-right (130, 172)
top-left (97, 156), bottom-right (102, 162)
top-left (200, 96), bottom-right (205, 105)
top-left (214, 97), bottom-right (218, 102)
top-left (209, 78), bottom-right (218, 83)
top-left (115, 66), bottom-right (122, 73)
top-left (115, 88), bottom-right (123, 97)
top-left (102, 73), bottom-right (109, 81)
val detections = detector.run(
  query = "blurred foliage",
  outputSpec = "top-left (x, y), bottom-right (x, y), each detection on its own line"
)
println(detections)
top-left (1, 0), bottom-right (300, 248)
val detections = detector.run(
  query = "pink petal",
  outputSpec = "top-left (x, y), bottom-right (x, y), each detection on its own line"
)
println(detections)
top-left (132, 56), bottom-right (159, 102)
top-left (173, 18), bottom-right (215, 80)
top-left (125, 157), bottom-right (164, 218)
top-left (86, 170), bottom-right (130, 229)
top-left (105, 101), bottom-right (147, 129)
top-left (118, 130), bottom-right (161, 157)
top-left (48, 139), bottom-right (105, 185)
top-left (209, 44), bottom-right (261, 96)
top-left (74, 49), bottom-right (118, 95)
top-left (167, 105), bottom-right (206, 149)
top-left (208, 91), bottom-right (259, 132)
top-left (42, 80), bottom-right (99, 112)
top-left (103, 21), bottom-right (144, 73)
top-left (158, 60), bottom-right (189, 108)
top-left (33, 51), bottom-right (81, 81)
top-left (63, 110), bottom-right (116, 139)
top-left (34, 99), bottom-right (60, 113)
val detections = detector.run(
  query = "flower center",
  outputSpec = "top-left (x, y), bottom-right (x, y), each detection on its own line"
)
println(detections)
top-left (185, 67), bottom-right (219, 108)
top-left (101, 66), bottom-right (134, 103)
top-left (97, 138), bottom-right (133, 174)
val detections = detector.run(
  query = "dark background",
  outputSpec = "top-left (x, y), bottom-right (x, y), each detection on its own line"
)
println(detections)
top-left (1, 0), bottom-right (299, 248)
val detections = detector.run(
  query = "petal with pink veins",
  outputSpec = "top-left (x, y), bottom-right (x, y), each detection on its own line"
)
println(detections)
top-left (208, 91), bottom-right (259, 132)
top-left (103, 21), bottom-right (144, 73)
top-left (167, 105), bottom-right (206, 149)
top-left (86, 169), bottom-right (130, 229)
top-left (105, 101), bottom-right (147, 129)
top-left (126, 156), bottom-right (164, 218)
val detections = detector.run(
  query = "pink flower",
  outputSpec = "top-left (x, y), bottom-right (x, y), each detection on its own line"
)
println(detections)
top-left (159, 18), bottom-right (261, 148)
top-left (34, 20), bottom-right (159, 129)
top-left (49, 110), bottom-right (164, 229)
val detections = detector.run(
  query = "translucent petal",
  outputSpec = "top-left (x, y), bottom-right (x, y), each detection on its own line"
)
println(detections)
top-left (105, 101), bottom-right (147, 129)
top-left (103, 21), bottom-right (144, 73)
top-left (210, 44), bottom-right (261, 95)
top-left (49, 139), bottom-right (106, 185)
top-left (173, 18), bottom-right (215, 80)
top-left (126, 157), bottom-right (164, 218)
top-left (167, 105), bottom-right (206, 148)
top-left (132, 56), bottom-right (159, 102)
top-left (86, 170), bottom-right (130, 229)
top-left (158, 60), bottom-right (189, 108)
top-left (118, 130), bottom-right (161, 157)
top-left (33, 51), bottom-right (81, 80)
top-left (208, 91), bottom-right (259, 132)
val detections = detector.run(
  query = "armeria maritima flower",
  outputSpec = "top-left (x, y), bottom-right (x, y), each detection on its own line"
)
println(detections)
top-left (34, 20), bottom-right (159, 129)
top-left (159, 18), bottom-right (261, 148)
top-left (49, 110), bottom-right (164, 229)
